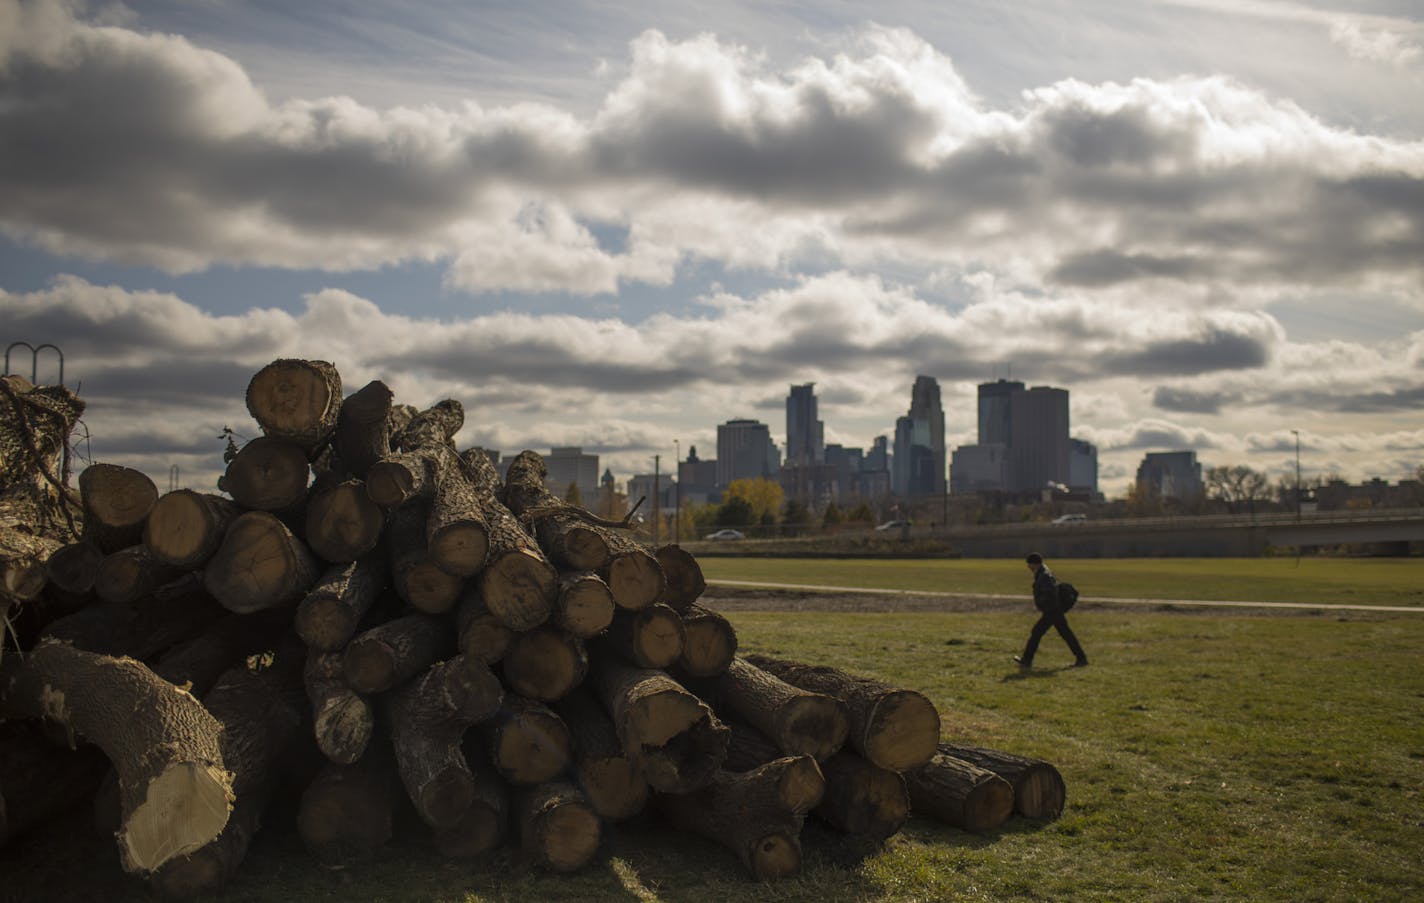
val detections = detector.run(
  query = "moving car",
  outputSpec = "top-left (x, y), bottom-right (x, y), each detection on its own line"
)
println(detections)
top-left (1051, 514), bottom-right (1087, 524)
top-left (875, 519), bottom-right (912, 531)
top-left (704, 528), bottom-right (746, 541)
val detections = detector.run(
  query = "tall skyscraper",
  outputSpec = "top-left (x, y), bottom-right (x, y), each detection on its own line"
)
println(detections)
top-left (1008, 386), bottom-right (1070, 492)
top-left (1136, 451), bottom-right (1203, 499)
top-left (977, 379), bottom-right (1024, 445)
top-left (892, 376), bottom-right (947, 496)
top-left (785, 383), bottom-right (824, 467)
top-left (716, 419), bottom-right (780, 487)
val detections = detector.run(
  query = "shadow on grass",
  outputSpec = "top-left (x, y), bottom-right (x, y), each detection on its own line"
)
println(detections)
top-left (1000, 663), bottom-right (1078, 681)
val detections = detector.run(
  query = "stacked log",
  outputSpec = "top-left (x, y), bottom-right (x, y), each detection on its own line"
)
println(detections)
top-left (0, 359), bottom-right (1069, 894)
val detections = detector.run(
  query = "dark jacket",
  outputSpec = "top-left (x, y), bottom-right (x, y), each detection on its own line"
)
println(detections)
top-left (1032, 565), bottom-right (1059, 612)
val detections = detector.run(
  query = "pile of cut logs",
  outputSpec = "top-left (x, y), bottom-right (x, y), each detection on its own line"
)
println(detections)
top-left (0, 360), bottom-right (1065, 896)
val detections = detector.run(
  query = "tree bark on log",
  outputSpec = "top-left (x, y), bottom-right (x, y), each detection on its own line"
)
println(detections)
top-left (602, 532), bottom-right (665, 612)
top-left (386, 655), bottom-right (504, 828)
top-left (365, 400), bottom-right (463, 508)
top-left (304, 479), bottom-right (384, 564)
top-left (221, 437), bottom-right (310, 512)
top-left (933, 743), bottom-right (1066, 819)
top-left (590, 655), bottom-right (728, 793)
top-left (480, 695), bottom-right (572, 786)
top-left (502, 450), bottom-right (610, 571)
top-left (149, 654), bottom-right (305, 898)
top-left (386, 500), bottom-right (463, 614)
top-left (304, 651), bottom-right (374, 766)
top-left (744, 655), bottom-right (940, 773)
top-left (294, 556), bottom-right (389, 653)
top-left (342, 612), bottom-right (453, 695)
top-left (204, 511), bottom-right (322, 614)
top-left (462, 450), bottom-right (556, 631)
top-left (552, 685), bottom-right (648, 822)
top-left (654, 545), bottom-right (705, 613)
top-left (95, 544), bottom-right (184, 605)
top-left (1, 511), bottom-right (65, 607)
top-left (427, 465), bottom-right (490, 578)
top-left (245, 359), bottom-right (342, 455)
top-left (0, 641), bottom-right (234, 874)
top-left (516, 781), bottom-right (602, 873)
top-left (814, 750), bottom-right (909, 841)
top-left (455, 583), bottom-right (514, 665)
top-left (143, 490), bottom-right (238, 569)
top-left (604, 603), bottom-right (685, 670)
top-left (903, 751), bottom-right (1014, 834)
top-left (297, 754), bottom-right (395, 862)
top-left (501, 626), bottom-right (588, 703)
top-left (41, 573), bottom-right (224, 660)
top-left (78, 462), bottom-right (157, 554)
top-left (552, 570), bottom-right (615, 639)
top-left (698, 657), bottom-right (848, 762)
top-left (655, 756), bottom-right (823, 881)
top-left (677, 603), bottom-right (737, 678)
top-left (431, 743), bottom-right (508, 859)
top-left (0, 374), bottom-right (84, 510)
top-left (333, 380), bottom-right (395, 479)
top-left (42, 539), bottom-right (102, 595)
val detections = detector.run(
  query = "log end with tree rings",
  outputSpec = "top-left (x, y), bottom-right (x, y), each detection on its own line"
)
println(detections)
top-left (222, 437), bottom-right (310, 511)
top-left (441, 655), bottom-right (504, 722)
top-left (560, 526), bottom-right (610, 571)
top-left (364, 460), bottom-right (416, 508)
top-left (245, 359), bottom-right (341, 450)
top-left (578, 756), bottom-right (648, 822)
top-left (487, 703), bottom-right (573, 786)
top-left (555, 574), bottom-right (615, 639)
top-left (342, 638), bottom-right (398, 695)
top-left (779, 694), bottom-right (850, 763)
top-left (118, 760), bottom-right (235, 874)
top-left (605, 550), bottom-right (666, 611)
top-left (144, 490), bottom-right (233, 569)
top-left (43, 540), bottom-right (103, 594)
top-left (203, 511), bottom-right (319, 614)
top-left (305, 482), bottom-right (384, 563)
top-left (78, 462), bottom-right (158, 537)
top-left (816, 753), bottom-right (910, 840)
top-left (863, 689), bottom-right (942, 773)
top-left (654, 545), bottom-right (705, 613)
top-left (428, 521), bottom-right (489, 578)
top-left (1013, 762), bottom-right (1066, 819)
top-left (313, 693), bottom-right (374, 765)
top-left (775, 755), bottom-right (826, 815)
top-left (394, 556), bottom-right (463, 614)
top-left (677, 606), bottom-right (737, 678)
top-left (518, 783), bottom-right (601, 873)
top-left (746, 830), bottom-right (801, 882)
top-left (480, 550), bottom-right (556, 631)
top-left (502, 628), bottom-right (587, 703)
top-left (416, 767), bottom-right (476, 830)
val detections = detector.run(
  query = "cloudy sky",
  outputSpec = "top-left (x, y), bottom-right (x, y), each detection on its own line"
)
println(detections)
top-left (2, 0), bottom-right (1421, 498)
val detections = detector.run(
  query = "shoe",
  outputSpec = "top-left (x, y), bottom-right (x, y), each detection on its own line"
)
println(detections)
top-left (1073, 657), bottom-right (1089, 667)
top-left (1013, 655), bottom-right (1031, 668)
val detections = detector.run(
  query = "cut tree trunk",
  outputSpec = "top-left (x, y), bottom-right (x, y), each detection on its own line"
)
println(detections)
top-left (304, 651), bottom-right (374, 766)
top-left (501, 626), bottom-right (588, 703)
top-left (42, 539), bottom-right (102, 595)
top-left (431, 743), bottom-right (508, 859)
top-left (386, 655), bottom-right (504, 828)
top-left (78, 462), bottom-right (158, 554)
top-left (1, 509), bottom-right (65, 606)
top-left (590, 655), bottom-right (728, 793)
top-left (552, 685), bottom-right (648, 822)
top-left (501, 450), bottom-right (610, 571)
top-left (365, 399), bottom-right (463, 508)
top-left (698, 656), bottom-right (848, 762)
top-left (903, 751), bottom-right (1014, 834)
top-left (143, 490), bottom-right (238, 569)
top-left (204, 511), bottom-right (322, 614)
top-left (602, 532), bottom-right (665, 612)
top-left (455, 583), bottom-right (514, 665)
top-left (0, 719), bottom-right (110, 848)
top-left (41, 573), bottom-right (224, 660)
top-left (95, 544), bottom-right (183, 605)
top-left (386, 500), bottom-right (463, 614)
top-left (426, 464), bottom-right (489, 578)
top-left (333, 379), bottom-right (395, 479)
top-left (0, 640), bottom-right (234, 874)
top-left (303, 479), bottom-right (384, 564)
top-left (813, 750), bottom-right (909, 841)
top-left (480, 695), bottom-right (573, 786)
top-left (676, 603), bottom-right (737, 678)
top-left (297, 754), bottom-right (396, 862)
top-left (604, 603), bottom-right (685, 670)
top-left (745, 655), bottom-right (940, 773)
top-left (655, 756), bottom-right (823, 881)
top-left (245, 359), bottom-right (342, 454)
top-left (342, 612), bottom-right (453, 695)
top-left (462, 449), bottom-right (556, 631)
top-left (552, 570), bottom-right (615, 639)
top-left (654, 544), bottom-right (705, 613)
top-left (933, 743), bottom-right (1066, 819)
top-left (516, 781), bottom-right (602, 872)
top-left (0, 374), bottom-right (84, 508)
top-left (149, 654), bottom-right (305, 898)
top-left (221, 437), bottom-right (310, 512)
top-left (294, 556), bottom-right (390, 653)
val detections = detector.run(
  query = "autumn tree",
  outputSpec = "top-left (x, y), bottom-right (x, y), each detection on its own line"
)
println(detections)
top-left (565, 482), bottom-right (583, 507)
top-left (724, 478), bottom-right (784, 525)
top-left (716, 495), bottom-right (755, 529)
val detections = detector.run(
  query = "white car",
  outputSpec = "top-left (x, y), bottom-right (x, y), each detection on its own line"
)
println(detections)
top-left (875, 520), bottom-right (912, 531)
top-left (1052, 514), bottom-right (1087, 524)
top-left (704, 529), bottom-right (746, 541)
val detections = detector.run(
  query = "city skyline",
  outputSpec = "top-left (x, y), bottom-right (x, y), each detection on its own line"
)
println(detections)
top-left (2, 1), bottom-right (1420, 496)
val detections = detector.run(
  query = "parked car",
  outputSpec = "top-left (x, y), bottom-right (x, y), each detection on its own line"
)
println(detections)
top-left (704, 528), bottom-right (746, 541)
top-left (1051, 514), bottom-right (1087, 524)
top-left (875, 519), bottom-right (912, 531)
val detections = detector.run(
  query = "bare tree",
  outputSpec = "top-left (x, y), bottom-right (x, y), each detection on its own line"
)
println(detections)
top-left (1205, 465), bottom-right (1272, 514)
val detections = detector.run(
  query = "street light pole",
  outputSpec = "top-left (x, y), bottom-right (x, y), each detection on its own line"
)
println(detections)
top-left (674, 439), bottom-right (681, 544)
top-left (1291, 429), bottom-right (1301, 521)
top-left (652, 454), bottom-right (660, 545)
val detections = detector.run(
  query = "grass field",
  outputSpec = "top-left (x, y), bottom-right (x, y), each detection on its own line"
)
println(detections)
top-left (694, 556), bottom-right (1424, 607)
top-left (5, 560), bottom-right (1423, 902)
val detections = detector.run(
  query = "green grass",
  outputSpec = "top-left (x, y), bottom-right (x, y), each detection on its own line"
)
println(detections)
top-left (695, 556), bottom-right (1424, 607)
top-left (7, 605), bottom-right (1424, 901)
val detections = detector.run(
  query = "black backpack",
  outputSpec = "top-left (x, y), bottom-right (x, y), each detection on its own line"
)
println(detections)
top-left (1057, 581), bottom-right (1079, 611)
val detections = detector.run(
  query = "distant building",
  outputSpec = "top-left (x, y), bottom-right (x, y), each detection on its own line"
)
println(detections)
top-left (1136, 451), bottom-right (1204, 500)
top-left (977, 379), bottom-right (1023, 446)
top-left (1069, 438), bottom-right (1098, 494)
top-left (785, 384), bottom-right (824, 467)
top-left (862, 435), bottom-right (891, 497)
top-left (951, 380), bottom-right (1072, 495)
top-left (677, 444), bottom-right (719, 506)
top-left (545, 447), bottom-right (600, 500)
top-left (892, 376), bottom-right (946, 497)
top-left (825, 444), bottom-right (864, 499)
top-left (1008, 386), bottom-right (1070, 493)
top-left (716, 419), bottom-right (780, 487)
top-left (627, 473), bottom-right (677, 512)
top-left (950, 443), bottom-right (1009, 494)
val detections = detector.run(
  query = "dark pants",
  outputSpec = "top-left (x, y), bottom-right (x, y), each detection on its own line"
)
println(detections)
top-left (1021, 608), bottom-right (1086, 664)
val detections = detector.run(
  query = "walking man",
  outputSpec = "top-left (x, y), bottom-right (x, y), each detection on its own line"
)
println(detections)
top-left (1014, 552), bottom-right (1088, 669)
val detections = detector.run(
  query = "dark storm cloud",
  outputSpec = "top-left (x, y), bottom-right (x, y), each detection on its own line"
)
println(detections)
top-left (1265, 384), bottom-right (1424, 413)
top-left (1100, 327), bottom-right (1272, 376)
top-left (1152, 386), bottom-right (1238, 414)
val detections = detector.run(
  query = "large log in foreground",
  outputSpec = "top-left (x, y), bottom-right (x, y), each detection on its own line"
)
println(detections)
top-left (934, 743), bottom-right (1066, 819)
top-left (903, 751), bottom-right (1014, 834)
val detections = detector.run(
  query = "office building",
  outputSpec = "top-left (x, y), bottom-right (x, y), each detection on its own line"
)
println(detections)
top-left (893, 376), bottom-right (947, 497)
top-left (678, 444), bottom-right (720, 505)
top-left (1008, 386), bottom-right (1070, 492)
top-left (785, 384), bottom-right (824, 467)
top-left (950, 443), bottom-right (1009, 494)
top-left (545, 447), bottom-right (601, 500)
top-left (1069, 438), bottom-right (1098, 494)
top-left (978, 379), bottom-right (1024, 445)
top-left (1136, 451), bottom-right (1204, 500)
top-left (716, 419), bottom-right (781, 487)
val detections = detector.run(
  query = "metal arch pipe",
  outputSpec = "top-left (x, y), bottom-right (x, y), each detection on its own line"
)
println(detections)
top-left (4, 341), bottom-right (64, 385)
